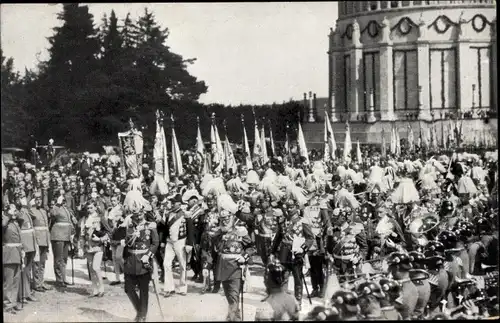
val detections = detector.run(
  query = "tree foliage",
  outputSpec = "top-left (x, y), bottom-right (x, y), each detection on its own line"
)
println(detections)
top-left (1, 4), bottom-right (301, 153)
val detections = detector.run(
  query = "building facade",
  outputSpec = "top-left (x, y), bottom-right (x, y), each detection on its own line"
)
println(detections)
top-left (327, 0), bottom-right (496, 124)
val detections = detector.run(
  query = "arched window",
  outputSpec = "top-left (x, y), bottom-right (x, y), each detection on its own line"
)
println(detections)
top-left (381, 1), bottom-right (389, 9)
top-left (390, 1), bottom-right (399, 8)
top-left (370, 1), bottom-right (379, 10)
top-left (402, 1), bottom-right (411, 6)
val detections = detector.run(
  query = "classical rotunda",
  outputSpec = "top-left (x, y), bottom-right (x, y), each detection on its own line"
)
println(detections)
top-left (302, 0), bottom-right (497, 147)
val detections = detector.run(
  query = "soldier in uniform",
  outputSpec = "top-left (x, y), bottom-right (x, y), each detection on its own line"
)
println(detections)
top-left (31, 192), bottom-right (53, 292)
top-left (303, 194), bottom-right (331, 298)
top-left (271, 199), bottom-right (314, 310)
top-left (254, 194), bottom-right (283, 266)
top-left (183, 190), bottom-right (205, 283)
top-left (378, 278), bottom-right (403, 320)
top-left (408, 251), bottom-right (431, 319)
top-left (386, 252), bottom-right (418, 319)
top-left (213, 207), bottom-right (256, 321)
top-left (424, 242), bottom-right (450, 316)
top-left (199, 195), bottom-right (221, 293)
top-left (15, 191), bottom-right (38, 303)
top-left (49, 195), bottom-right (77, 288)
top-left (122, 201), bottom-right (159, 322)
top-left (3, 205), bottom-right (24, 313)
top-left (356, 281), bottom-right (386, 320)
top-left (255, 259), bottom-right (300, 321)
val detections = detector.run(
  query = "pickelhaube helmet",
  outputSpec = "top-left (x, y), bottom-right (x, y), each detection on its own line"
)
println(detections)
top-left (408, 251), bottom-right (426, 269)
top-left (453, 221), bottom-right (474, 242)
top-left (423, 250), bottom-right (445, 270)
top-left (356, 281), bottom-right (385, 299)
top-left (330, 290), bottom-right (359, 313)
top-left (424, 240), bottom-right (445, 256)
top-left (386, 252), bottom-right (412, 270)
top-left (439, 200), bottom-right (454, 217)
top-left (437, 230), bottom-right (458, 250)
top-left (378, 278), bottom-right (400, 301)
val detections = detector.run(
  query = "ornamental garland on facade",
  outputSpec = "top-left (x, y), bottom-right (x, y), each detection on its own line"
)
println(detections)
top-left (428, 15), bottom-right (459, 34)
top-left (469, 14), bottom-right (493, 33)
top-left (361, 20), bottom-right (384, 38)
top-left (390, 17), bottom-right (419, 36)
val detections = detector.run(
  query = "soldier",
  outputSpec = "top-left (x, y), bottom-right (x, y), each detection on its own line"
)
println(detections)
top-left (122, 201), bottom-right (159, 322)
top-left (49, 195), bottom-right (77, 288)
top-left (199, 195), bottom-right (221, 293)
top-left (356, 281), bottom-right (386, 320)
top-left (378, 278), bottom-right (403, 320)
top-left (213, 207), bottom-right (256, 321)
top-left (329, 290), bottom-right (360, 320)
top-left (303, 194), bottom-right (331, 298)
top-left (15, 191), bottom-right (38, 303)
top-left (31, 192), bottom-right (53, 292)
top-left (183, 190), bottom-right (205, 283)
top-left (3, 205), bottom-right (24, 313)
top-left (386, 252), bottom-right (418, 319)
top-left (254, 194), bottom-right (283, 266)
top-left (408, 251), bottom-right (431, 319)
top-left (255, 259), bottom-right (300, 321)
top-left (424, 243), bottom-right (449, 316)
top-left (162, 194), bottom-right (191, 297)
top-left (271, 199), bottom-right (313, 311)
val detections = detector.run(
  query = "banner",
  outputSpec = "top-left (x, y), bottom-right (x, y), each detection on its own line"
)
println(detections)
top-left (118, 128), bottom-right (144, 179)
top-left (153, 115), bottom-right (169, 183)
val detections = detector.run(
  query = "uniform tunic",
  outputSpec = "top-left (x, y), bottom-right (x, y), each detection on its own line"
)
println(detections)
top-left (255, 208), bottom-right (283, 265)
top-left (3, 214), bottom-right (23, 305)
top-left (396, 280), bottom-right (418, 319)
top-left (31, 206), bottom-right (51, 289)
top-left (18, 206), bottom-right (37, 298)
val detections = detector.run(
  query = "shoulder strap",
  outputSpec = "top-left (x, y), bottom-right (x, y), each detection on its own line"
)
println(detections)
top-left (166, 212), bottom-right (184, 228)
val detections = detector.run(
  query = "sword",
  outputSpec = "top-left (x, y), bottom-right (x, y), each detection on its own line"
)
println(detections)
top-left (149, 261), bottom-right (165, 320)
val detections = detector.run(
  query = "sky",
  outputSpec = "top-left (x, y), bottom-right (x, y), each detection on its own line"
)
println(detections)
top-left (1, 3), bottom-right (338, 105)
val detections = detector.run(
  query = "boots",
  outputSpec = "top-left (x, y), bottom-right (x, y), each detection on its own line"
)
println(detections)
top-left (212, 281), bottom-right (221, 293)
top-left (201, 276), bottom-right (211, 294)
top-left (319, 285), bottom-right (325, 298)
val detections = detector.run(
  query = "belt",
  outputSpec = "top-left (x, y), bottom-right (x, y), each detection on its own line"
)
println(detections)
top-left (34, 226), bottom-right (49, 231)
top-left (53, 222), bottom-right (72, 226)
top-left (334, 254), bottom-right (355, 261)
top-left (4, 243), bottom-right (22, 247)
top-left (220, 253), bottom-right (242, 259)
top-left (257, 233), bottom-right (273, 238)
top-left (21, 229), bottom-right (34, 233)
top-left (128, 249), bottom-right (149, 254)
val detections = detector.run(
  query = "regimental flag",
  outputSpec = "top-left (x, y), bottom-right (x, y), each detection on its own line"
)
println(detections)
top-left (253, 117), bottom-right (262, 161)
top-left (196, 118), bottom-right (209, 175)
top-left (214, 122), bottom-right (225, 172)
top-left (269, 121), bottom-right (276, 157)
top-left (210, 118), bottom-right (220, 168)
top-left (381, 129), bottom-right (387, 158)
top-left (343, 121), bottom-right (352, 162)
top-left (171, 115), bottom-right (184, 176)
top-left (395, 126), bottom-right (401, 156)
top-left (390, 124), bottom-right (397, 155)
top-left (260, 123), bottom-right (269, 165)
top-left (356, 140), bottom-right (362, 163)
top-left (324, 111), bottom-right (337, 162)
top-left (241, 117), bottom-right (253, 170)
top-left (224, 135), bottom-right (238, 174)
top-left (284, 124), bottom-right (293, 166)
top-left (153, 111), bottom-right (170, 183)
top-left (407, 124), bottom-right (414, 152)
top-left (297, 121), bottom-right (310, 165)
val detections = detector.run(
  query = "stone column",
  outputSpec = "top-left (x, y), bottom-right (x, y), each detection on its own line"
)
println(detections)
top-left (417, 17), bottom-right (431, 121)
top-left (492, 19), bottom-right (497, 113)
top-left (350, 20), bottom-right (363, 121)
top-left (379, 17), bottom-right (395, 121)
top-left (457, 41), bottom-right (473, 114)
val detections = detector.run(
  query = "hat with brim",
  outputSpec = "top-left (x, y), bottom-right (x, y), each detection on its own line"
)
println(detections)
top-left (182, 189), bottom-right (202, 203)
top-left (169, 193), bottom-right (183, 204)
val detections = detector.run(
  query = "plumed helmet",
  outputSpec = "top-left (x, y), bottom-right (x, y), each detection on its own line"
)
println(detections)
top-left (437, 230), bottom-right (458, 250)
top-left (356, 281), bottom-right (385, 299)
top-left (386, 252), bottom-right (412, 270)
top-left (378, 278), bottom-right (400, 300)
top-left (264, 259), bottom-right (288, 288)
top-left (439, 200), bottom-right (454, 216)
top-left (330, 290), bottom-right (359, 313)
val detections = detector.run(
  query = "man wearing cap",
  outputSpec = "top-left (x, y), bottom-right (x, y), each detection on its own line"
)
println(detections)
top-left (49, 195), bottom-right (77, 288)
top-left (122, 201), bottom-right (159, 322)
top-left (15, 191), bottom-right (38, 303)
top-left (161, 193), bottom-right (191, 297)
top-left (3, 204), bottom-right (24, 313)
top-left (213, 205), bottom-right (256, 321)
top-left (183, 190), bottom-right (205, 283)
top-left (386, 252), bottom-right (418, 319)
top-left (199, 195), bottom-right (222, 293)
top-left (31, 192), bottom-right (52, 292)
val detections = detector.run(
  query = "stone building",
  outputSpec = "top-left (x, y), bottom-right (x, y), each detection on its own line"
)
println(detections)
top-left (302, 0), bottom-right (497, 147)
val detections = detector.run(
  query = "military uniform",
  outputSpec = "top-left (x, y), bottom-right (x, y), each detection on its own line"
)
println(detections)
top-left (49, 204), bottom-right (77, 285)
top-left (123, 219), bottom-right (159, 321)
top-left (380, 305), bottom-right (402, 320)
top-left (214, 225), bottom-right (255, 321)
top-left (302, 202), bottom-right (331, 296)
top-left (3, 213), bottom-right (23, 309)
top-left (427, 268), bottom-right (450, 316)
top-left (31, 205), bottom-right (51, 291)
top-left (200, 207), bottom-right (220, 288)
top-left (185, 203), bottom-right (205, 280)
top-left (18, 206), bottom-right (37, 300)
top-left (410, 272), bottom-right (431, 318)
top-left (254, 207), bottom-right (282, 265)
top-left (271, 211), bottom-right (313, 304)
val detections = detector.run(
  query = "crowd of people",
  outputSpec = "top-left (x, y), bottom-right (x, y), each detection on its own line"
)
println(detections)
top-left (2, 141), bottom-right (499, 322)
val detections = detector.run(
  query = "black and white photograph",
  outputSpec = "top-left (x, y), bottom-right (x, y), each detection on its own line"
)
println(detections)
top-left (1, 1), bottom-right (498, 322)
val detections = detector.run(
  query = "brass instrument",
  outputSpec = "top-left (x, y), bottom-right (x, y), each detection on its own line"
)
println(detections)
top-left (408, 213), bottom-right (440, 246)
top-left (481, 263), bottom-right (497, 270)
